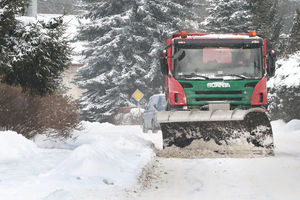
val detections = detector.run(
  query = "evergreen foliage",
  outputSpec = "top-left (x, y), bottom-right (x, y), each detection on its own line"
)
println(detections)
top-left (0, 0), bottom-right (71, 96)
top-left (0, 0), bottom-right (29, 72)
top-left (288, 8), bottom-right (300, 54)
top-left (203, 0), bottom-right (282, 50)
top-left (203, 0), bottom-right (252, 33)
top-left (251, 0), bottom-right (282, 50)
top-left (77, 0), bottom-right (200, 122)
top-left (268, 52), bottom-right (300, 122)
top-left (269, 86), bottom-right (300, 122)
top-left (268, 8), bottom-right (300, 122)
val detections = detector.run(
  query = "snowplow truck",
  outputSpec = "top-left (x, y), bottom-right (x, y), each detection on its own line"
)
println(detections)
top-left (157, 31), bottom-right (276, 158)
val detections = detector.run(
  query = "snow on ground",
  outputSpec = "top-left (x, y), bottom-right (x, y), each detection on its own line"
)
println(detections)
top-left (0, 122), bottom-right (155, 200)
top-left (0, 120), bottom-right (299, 200)
top-left (130, 120), bottom-right (300, 200)
top-left (0, 131), bottom-right (39, 162)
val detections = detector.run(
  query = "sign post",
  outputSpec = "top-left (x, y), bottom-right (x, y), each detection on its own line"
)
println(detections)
top-left (132, 89), bottom-right (144, 121)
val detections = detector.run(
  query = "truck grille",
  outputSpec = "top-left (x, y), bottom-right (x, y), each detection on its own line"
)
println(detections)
top-left (178, 80), bottom-right (257, 105)
top-left (196, 97), bottom-right (242, 101)
top-left (195, 90), bottom-right (243, 102)
top-left (195, 91), bottom-right (242, 95)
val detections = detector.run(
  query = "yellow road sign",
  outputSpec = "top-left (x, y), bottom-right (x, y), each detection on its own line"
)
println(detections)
top-left (132, 89), bottom-right (144, 102)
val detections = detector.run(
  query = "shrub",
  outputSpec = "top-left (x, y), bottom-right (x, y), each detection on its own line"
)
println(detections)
top-left (0, 84), bottom-right (79, 138)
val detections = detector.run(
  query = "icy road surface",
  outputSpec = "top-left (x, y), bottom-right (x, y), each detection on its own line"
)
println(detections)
top-left (0, 120), bottom-right (300, 200)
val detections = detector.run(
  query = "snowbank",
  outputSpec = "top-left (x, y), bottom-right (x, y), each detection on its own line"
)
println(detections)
top-left (272, 119), bottom-right (300, 133)
top-left (0, 122), bottom-right (156, 200)
top-left (272, 120), bottom-right (300, 156)
top-left (40, 122), bottom-right (155, 187)
top-left (0, 131), bottom-right (39, 162)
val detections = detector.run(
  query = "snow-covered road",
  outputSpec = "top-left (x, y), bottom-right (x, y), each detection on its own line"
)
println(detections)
top-left (0, 120), bottom-right (300, 200)
top-left (132, 155), bottom-right (300, 200)
top-left (128, 120), bottom-right (300, 200)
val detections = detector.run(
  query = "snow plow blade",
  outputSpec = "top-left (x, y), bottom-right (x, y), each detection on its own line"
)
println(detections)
top-left (156, 108), bottom-right (274, 158)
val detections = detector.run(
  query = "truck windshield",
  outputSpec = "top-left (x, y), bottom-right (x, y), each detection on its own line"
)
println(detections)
top-left (174, 47), bottom-right (263, 80)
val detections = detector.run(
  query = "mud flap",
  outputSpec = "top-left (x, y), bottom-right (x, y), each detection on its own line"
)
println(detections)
top-left (158, 112), bottom-right (274, 158)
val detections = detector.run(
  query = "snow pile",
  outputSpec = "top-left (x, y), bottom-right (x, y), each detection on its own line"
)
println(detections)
top-left (273, 119), bottom-right (300, 133)
top-left (41, 122), bottom-right (155, 187)
top-left (272, 119), bottom-right (300, 155)
top-left (0, 131), bottom-right (39, 162)
top-left (268, 51), bottom-right (300, 89)
top-left (0, 122), bottom-right (156, 200)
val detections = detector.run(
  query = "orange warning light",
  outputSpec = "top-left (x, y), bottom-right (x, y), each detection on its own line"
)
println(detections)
top-left (181, 31), bottom-right (188, 38)
top-left (249, 30), bottom-right (257, 37)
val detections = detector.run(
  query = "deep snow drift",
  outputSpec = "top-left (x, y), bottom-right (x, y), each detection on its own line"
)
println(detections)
top-left (0, 120), bottom-right (300, 200)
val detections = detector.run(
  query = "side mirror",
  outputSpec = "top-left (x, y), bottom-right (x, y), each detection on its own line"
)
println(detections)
top-left (160, 50), bottom-right (168, 76)
top-left (267, 50), bottom-right (276, 77)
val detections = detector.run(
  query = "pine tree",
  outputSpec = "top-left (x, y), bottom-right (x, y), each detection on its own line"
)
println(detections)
top-left (0, 0), bottom-right (29, 70)
top-left (288, 8), bottom-right (300, 54)
top-left (269, 86), bottom-right (300, 122)
top-left (251, 0), bottom-right (283, 50)
top-left (77, 0), bottom-right (199, 122)
top-left (203, 0), bottom-right (253, 33)
top-left (203, 0), bottom-right (283, 50)
top-left (0, 0), bottom-right (71, 96)
top-left (268, 52), bottom-right (300, 122)
top-left (268, 9), bottom-right (300, 122)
